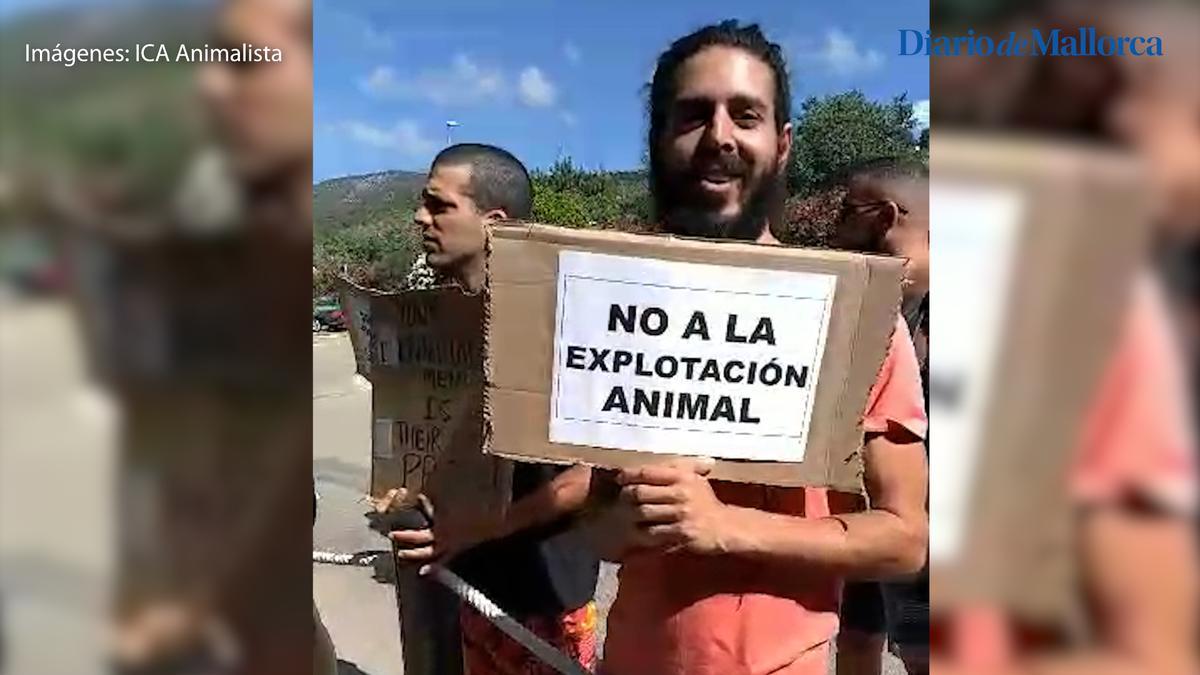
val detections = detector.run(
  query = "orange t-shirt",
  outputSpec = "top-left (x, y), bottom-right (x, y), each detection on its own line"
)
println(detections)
top-left (602, 318), bottom-right (928, 675)
top-left (1070, 276), bottom-right (1197, 513)
top-left (937, 276), bottom-right (1197, 664)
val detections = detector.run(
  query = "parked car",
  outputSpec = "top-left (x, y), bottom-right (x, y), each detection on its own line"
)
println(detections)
top-left (0, 231), bottom-right (67, 297)
top-left (313, 296), bottom-right (347, 332)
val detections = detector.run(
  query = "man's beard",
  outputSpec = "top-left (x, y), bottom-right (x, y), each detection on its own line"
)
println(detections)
top-left (656, 167), bottom-right (784, 242)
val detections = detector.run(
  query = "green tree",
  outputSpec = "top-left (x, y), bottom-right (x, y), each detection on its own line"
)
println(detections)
top-left (313, 219), bottom-right (419, 294)
top-left (787, 91), bottom-right (923, 196)
top-left (532, 158), bottom-right (625, 227)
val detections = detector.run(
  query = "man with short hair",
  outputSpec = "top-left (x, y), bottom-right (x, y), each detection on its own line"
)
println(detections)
top-left (387, 143), bottom-right (600, 675)
top-left (834, 157), bottom-right (929, 365)
top-left (833, 157), bottom-right (930, 675)
top-left (409, 143), bottom-right (534, 293)
top-left (590, 22), bottom-right (929, 675)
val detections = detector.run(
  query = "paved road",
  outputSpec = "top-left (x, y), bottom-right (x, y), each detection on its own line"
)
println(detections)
top-left (0, 299), bottom-right (115, 675)
top-left (312, 330), bottom-right (403, 675)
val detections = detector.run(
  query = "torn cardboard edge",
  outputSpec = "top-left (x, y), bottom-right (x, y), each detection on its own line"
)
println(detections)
top-left (482, 222), bottom-right (904, 492)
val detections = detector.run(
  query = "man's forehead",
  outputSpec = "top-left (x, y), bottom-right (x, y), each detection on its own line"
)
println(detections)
top-left (849, 173), bottom-right (926, 207)
top-left (427, 163), bottom-right (473, 196)
top-left (673, 46), bottom-right (776, 105)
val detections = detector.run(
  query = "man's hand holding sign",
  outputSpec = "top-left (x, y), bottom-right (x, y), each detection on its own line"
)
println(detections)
top-left (542, 249), bottom-right (926, 577)
top-left (586, 458), bottom-right (725, 559)
top-left (597, 424), bottom-right (927, 580)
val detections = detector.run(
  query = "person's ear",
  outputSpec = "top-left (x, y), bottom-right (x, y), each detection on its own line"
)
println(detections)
top-left (882, 201), bottom-right (903, 232)
top-left (481, 208), bottom-right (508, 227)
top-left (777, 121), bottom-right (793, 172)
top-left (865, 202), bottom-right (902, 251)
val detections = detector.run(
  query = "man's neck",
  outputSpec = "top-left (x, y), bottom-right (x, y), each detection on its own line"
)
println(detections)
top-left (450, 254), bottom-right (487, 294)
top-left (903, 271), bottom-right (929, 305)
top-left (756, 226), bottom-right (780, 246)
top-left (892, 223), bottom-right (929, 302)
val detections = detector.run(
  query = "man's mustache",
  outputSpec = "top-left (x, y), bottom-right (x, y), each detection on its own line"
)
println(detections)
top-left (688, 153), bottom-right (747, 180)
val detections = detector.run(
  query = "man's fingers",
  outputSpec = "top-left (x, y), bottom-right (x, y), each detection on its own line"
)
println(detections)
top-left (372, 487), bottom-right (410, 513)
top-left (620, 484), bottom-right (685, 505)
top-left (417, 493), bottom-right (435, 519)
top-left (617, 465), bottom-right (687, 487)
top-left (687, 457), bottom-right (716, 476)
top-left (389, 528), bottom-right (434, 546)
top-left (617, 458), bottom-right (715, 486)
top-left (395, 546), bottom-right (437, 562)
top-left (634, 503), bottom-right (681, 524)
top-left (643, 523), bottom-right (689, 547)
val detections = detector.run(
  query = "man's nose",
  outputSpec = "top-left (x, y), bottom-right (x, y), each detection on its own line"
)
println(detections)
top-left (414, 206), bottom-right (432, 229)
top-left (700, 108), bottom-right (737, 154)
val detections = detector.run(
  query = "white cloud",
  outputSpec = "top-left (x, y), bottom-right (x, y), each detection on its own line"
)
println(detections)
top-left (361, 66), bottom-right (400, 95)
top-left (913, 99), bottom-right (930, 129)
top-left (359, 57), bottom-right (564, 111)
top-left (822, 29), bottom-right (884, 75)
top-left (564, 41), bottom-right (582, 65)
top-left (362, 25), bottom-right (394, 51)
top-left (794, 28), bottom-right (884, 77)
top-left (339, 120), bottom-right (438, 157)
top-left (360, 54), bottom-right (507, 106)
top-left (326, 10), bottom-right (394, 52)
top-left (561, 111), bottom-right (578, 127)
top-left (518, 67), bottom-right (558, 108)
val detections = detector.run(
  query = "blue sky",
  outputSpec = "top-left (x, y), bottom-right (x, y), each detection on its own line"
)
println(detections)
top-left (314, 0), bottom-right (930, 182)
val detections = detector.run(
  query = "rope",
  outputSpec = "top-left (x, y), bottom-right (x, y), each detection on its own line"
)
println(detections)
top-left (312, 549), bottom-right (382, 566)
top-left (429, 566), bottom-right (591, 675)
top-left (313, 549), bottom-right (592, 675)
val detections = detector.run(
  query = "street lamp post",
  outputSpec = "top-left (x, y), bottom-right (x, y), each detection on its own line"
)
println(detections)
top-left (445, 120), bottom-right (460, 147)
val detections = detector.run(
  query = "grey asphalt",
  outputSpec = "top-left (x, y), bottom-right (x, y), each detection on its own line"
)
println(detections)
top-left (0, 299), bottom-right (115, 675)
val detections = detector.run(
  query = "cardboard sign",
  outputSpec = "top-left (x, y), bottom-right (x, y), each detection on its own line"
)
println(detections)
top-left (338, 280), bottom-right (511, 509)
top-left (548, 251), bottom-right (836, 462)
top-left (928, 182), bottom-right (1025, 563)
top-left (928, 133), bottom-right (1150, 631)
top-left (484, 223), bottom-right (905, 491)
top-left (340, 281), bottom-right (511, 675)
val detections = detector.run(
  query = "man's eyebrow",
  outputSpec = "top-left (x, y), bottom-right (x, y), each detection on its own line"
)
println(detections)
top-left (672, 95), bottom-right (712, 108)
top-left (727, 94), bottom-right (769, 111)
top-left (672, 93), bottom-right (769, 111)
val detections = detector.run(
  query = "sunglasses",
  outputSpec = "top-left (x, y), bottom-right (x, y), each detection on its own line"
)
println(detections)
top-left (840, 199), bottom-right (909, 216)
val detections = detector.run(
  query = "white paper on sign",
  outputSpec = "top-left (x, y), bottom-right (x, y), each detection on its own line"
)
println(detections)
top-left (372, 418), bottom-right (395, 460)
top-left (928, 182), bottom-right (1025, 563)
top-left (548, 251), bottom-right (837, 462)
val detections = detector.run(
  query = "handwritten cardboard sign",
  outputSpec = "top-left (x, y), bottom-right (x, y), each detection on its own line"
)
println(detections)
top-left (340, 281), bottom-right (512, 675)
top-left (339, 280), bottom-right (510, 511)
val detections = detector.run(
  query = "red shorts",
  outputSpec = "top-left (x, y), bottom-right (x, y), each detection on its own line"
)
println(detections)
top-left (461, 601), bottom-right (598, 675)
